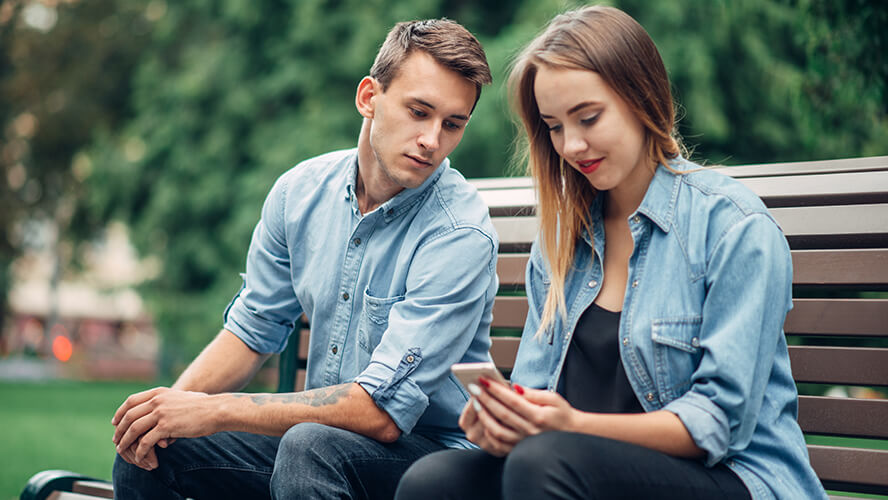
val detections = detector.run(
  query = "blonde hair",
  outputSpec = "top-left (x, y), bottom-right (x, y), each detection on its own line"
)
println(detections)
top-left (508, 5), bottom-right (684, 338)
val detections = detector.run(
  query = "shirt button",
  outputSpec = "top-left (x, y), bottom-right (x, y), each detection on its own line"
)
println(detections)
top-left (353, 237), bottom-right (361, 246)
top-left (342, 292), bottom-right (349, 300)
top-left (406, 355), bottom-right (415, 363)
top-left (631, 280), bottom-right (638, 288)
top-left (622, 337), bottom-right (630, 346)
top-left (691, 337), bottom-right (700, 347)
top-left (646, 392), bottom-right (655, 402)
top-left (387, 209), bottom-right (394, 216)
top-left (331, 345), bottom-right (338, 354)
top-left (588, 280), bottom-right (598, 288)
top-left (632, 215), bottom-right (641, 224)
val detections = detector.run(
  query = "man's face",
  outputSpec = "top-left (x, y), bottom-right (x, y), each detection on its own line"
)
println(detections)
top-left (365, 51), bottom-right (477, 191)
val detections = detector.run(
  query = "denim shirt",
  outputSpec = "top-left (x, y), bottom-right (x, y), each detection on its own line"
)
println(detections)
top-left (223, 148), bottom-right (498, 448)
top-left (512, 159), bottom-right (826, 499)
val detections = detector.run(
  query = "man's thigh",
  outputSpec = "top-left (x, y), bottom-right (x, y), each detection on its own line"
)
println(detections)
top-left (272, 422), bottom-right (447, 500)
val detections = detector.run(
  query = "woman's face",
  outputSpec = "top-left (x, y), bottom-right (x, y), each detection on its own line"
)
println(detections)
top-left (534, 65), bottom-right (649, 193)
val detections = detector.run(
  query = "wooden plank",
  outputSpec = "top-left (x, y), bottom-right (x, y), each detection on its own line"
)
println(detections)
top-left (71, 481), bottom-right (113, 499)
top-left (808, 445), bottom-right (888, 495)
top-left (785, 299), bottom-right (888, 337)
top-left (497, 254), bottom-right (529, 286)
top-left (48, 492), bottom-right (107, 500)
top-left (712, 156), bottom-right (888, 178)
top-left (492, 205), bottom-right (888, 251)
top-left (490, 336), bottom-right (521, 371)
top-left (736, 171), bottom-right (888, 207)
top-left (793, 249), bottom-right (888, 286)
top-left (296, 369), bottom-right (306, 392)
top-left (492, 296), bottom-right (529, 329)
top-left (771, 204), bottom-right (888, 248)
top-left (789, 346), bottom-right (888, 386)
top-left (798, 396), bottom-right (888, 439)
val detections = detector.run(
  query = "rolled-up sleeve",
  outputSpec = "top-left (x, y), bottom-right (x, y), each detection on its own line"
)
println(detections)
top-left (223, 175), bottom-right (303, 354)
top-left (664, 213), bottom-right (792, 466)
top-left (356, 226), bottom-right (497, 434)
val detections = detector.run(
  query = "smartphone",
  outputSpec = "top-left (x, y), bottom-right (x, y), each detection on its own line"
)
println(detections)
top-left (451, 361), bottom-right (509, 393)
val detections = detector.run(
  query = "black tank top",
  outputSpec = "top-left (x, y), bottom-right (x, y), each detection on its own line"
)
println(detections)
top-left (558, 302), bottom-right (644, 413)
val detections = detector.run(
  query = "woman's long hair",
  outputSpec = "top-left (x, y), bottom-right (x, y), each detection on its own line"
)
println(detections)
top-left (508, 5), bottom-right (684, 339)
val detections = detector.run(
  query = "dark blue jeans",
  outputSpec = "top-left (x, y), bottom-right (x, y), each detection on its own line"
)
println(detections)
top-left (396, 432), bottom-right (751, 500)
top-left (113, 423), bottom-right (445, 499)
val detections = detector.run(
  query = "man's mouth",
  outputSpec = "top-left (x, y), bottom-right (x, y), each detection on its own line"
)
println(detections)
top-left (577, 158), bottom-right (603, 174)
top-left (406, 154), bottom-right (433, 168)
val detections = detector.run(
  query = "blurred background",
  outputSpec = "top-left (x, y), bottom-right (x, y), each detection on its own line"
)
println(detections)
top-left (0, 0), bottom-right (886, 498)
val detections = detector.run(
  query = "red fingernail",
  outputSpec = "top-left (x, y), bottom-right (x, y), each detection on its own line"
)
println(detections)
top-left (514, 384), bottom-right (525, 395)
top-left (478, 377), bottom-right (490, 388)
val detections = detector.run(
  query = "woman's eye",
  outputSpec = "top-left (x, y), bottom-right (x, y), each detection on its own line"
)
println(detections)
top-left (581, 114), bottom-right (600, 125)
top-left (547, 124), bottom-right (562, 133)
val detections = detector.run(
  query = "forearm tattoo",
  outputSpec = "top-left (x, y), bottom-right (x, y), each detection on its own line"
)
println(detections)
top-left (232, 383), bottom-right (352, 408)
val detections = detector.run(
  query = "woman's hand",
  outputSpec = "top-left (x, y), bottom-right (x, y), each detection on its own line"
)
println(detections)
top-left (459, 378), bottom-right (580, 455)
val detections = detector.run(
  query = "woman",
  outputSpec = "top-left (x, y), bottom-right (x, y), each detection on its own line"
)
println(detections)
top-left (395, 5), bottom-right (825, 500)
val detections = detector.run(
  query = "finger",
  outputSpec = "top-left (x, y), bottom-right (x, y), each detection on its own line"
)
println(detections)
top-left (117, 413), bottom-right (159, 453)
top-left (134, 427), bottom-right (165, 464)
top-left (483, 383), bottom-right (551, 429)
top-left (473, 385), bottom-right (539, 437)
top-left (475, 399), bottom-right (523, 445)
top-left (458, 399), bottom-right (478, 430)
top-left (112, 387), bottom-right (163, 425)
top-left (119, 445), bottom-right (153, 471)
top-left (520, 386), bottom-right (564, 406)
top-left (113, 400), bottom-right (155, 445)
top-left (480, 429), bottom-right (513, 457)
top-left (157, 437), bottom-right (176, 448)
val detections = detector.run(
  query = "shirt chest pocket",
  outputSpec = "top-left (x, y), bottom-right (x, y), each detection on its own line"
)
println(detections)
top-left (358, 289), bottom-right (404, 353)
top-left (650, 317), bottom-right (703, 402)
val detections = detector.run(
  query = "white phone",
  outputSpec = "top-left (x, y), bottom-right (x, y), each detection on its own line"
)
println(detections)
top-left (451, 361), bottom-right (509, 392)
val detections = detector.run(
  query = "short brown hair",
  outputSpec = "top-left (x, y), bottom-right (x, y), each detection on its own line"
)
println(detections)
top-left (370, 19), bottom-right (492, 109)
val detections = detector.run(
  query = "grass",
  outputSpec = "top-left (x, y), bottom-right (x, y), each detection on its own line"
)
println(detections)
top-left (0, 380), bottom-right (153, 500)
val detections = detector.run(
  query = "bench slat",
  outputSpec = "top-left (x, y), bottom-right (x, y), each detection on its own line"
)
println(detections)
top-left (71, 481), bottom-right (113, 499)
top-left (490, 336), bottom-right (521, 371)
top-left (787, 299), bottom-right (888, 336)
top-left (808, 445), bottom-right (888, 495)
top-left (789, 346), bottom-right (888, 386)
top-left (798, 396), bottom-right (888, 439)
top-left (492, 204), bottom-right (888, 251)
top-left (792, 249), bottom-right (888, 286)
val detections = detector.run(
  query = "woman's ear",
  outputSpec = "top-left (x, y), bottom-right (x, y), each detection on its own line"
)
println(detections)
top-left (355, 76), bottom-right (379, 119)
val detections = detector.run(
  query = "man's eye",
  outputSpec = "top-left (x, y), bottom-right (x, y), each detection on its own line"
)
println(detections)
top-left (444, 121), bottom-right (462, 130)
top-left (410, 108), bottom-right (427, 118)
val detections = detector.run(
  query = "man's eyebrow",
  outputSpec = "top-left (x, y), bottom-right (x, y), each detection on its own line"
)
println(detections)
top-left (413, 98), bottom-right (469, 121)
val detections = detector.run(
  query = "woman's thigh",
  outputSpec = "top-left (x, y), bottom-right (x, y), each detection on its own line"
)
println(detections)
top-left (502, 432), bottom-right (750, 500)
top-left (395, 448), bottom-right (505, 500)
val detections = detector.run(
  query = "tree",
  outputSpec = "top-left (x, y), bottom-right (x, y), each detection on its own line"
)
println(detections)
top-left (0, 0), bottom-right (151, 340)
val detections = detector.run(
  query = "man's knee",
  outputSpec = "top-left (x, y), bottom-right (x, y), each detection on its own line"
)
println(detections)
top-left (271, 423), bottom-right (354, 497)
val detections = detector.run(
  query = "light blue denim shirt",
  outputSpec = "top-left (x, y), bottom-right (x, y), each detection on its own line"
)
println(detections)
top-left (512, 158), bottom-right (826, 499)
top-left (223, 148), bottom-right (498, 448)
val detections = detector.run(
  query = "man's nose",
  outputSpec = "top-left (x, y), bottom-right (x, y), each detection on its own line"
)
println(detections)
top-left (418, 123), bottom-right (441, 152)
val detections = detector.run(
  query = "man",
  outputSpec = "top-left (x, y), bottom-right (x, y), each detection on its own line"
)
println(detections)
top-left (111, 19), bottom-right (496, 499)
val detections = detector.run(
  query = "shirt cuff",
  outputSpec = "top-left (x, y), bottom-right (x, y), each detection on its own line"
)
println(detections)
top-left (663, 391), bottom-right (730, 466)
top-left (223, 293), bottom-right (291, 354)
top-left (356, 348), bottom-right (429, 435)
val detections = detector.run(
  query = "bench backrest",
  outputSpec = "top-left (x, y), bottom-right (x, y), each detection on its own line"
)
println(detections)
top-left (279, 156), bottom-right (888, 497)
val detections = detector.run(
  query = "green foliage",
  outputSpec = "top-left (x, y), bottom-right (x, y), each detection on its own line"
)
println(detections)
top-left (6, 0), bottom-right (886, 373)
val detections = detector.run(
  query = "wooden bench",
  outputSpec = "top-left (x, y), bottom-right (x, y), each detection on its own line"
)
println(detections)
top-left (22, 156), bottom-right (888, 500)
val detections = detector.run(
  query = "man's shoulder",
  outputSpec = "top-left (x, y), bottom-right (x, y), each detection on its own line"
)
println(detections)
top-left (423, 166), bottom-right (494, 233)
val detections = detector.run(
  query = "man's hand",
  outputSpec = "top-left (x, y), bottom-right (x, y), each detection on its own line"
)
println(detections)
top-left (112, 387), bottom-right (217, 469)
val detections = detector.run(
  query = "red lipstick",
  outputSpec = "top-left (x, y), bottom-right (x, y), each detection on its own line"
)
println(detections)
top-left (577, 158), bottom-right (603, 174)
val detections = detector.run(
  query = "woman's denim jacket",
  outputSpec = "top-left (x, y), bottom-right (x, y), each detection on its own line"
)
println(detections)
top-left (511, 160), bottom-right (827, 499)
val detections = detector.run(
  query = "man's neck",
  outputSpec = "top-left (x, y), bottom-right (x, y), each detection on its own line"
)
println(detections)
top-left (355, 119), bottom-right (403, 214)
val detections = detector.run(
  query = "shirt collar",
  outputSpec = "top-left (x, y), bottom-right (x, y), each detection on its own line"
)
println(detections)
top-left (344, 152), bottom-right (449, 221)
top-left (634, 157), bottom-right (686, 233)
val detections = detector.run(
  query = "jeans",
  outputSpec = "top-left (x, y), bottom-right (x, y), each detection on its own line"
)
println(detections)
top-left (395, 432), bottom-right (752, 500)
top-left (113, 423), bottom-right (446, 499)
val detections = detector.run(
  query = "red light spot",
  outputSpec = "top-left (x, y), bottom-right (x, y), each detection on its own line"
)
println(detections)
top-left (52, 335), bottom-right (73, 362)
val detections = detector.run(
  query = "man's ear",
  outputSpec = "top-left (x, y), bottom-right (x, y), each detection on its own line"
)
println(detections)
top-left (355, 76), bottom-right (379, 119)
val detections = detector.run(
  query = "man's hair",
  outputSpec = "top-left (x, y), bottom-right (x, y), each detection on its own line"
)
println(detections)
top-left (370, 19), bottom-right (492, 108)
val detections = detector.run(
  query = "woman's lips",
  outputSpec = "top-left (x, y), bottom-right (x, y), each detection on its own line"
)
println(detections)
top-left (577, 158), bottom-right (603, 174)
